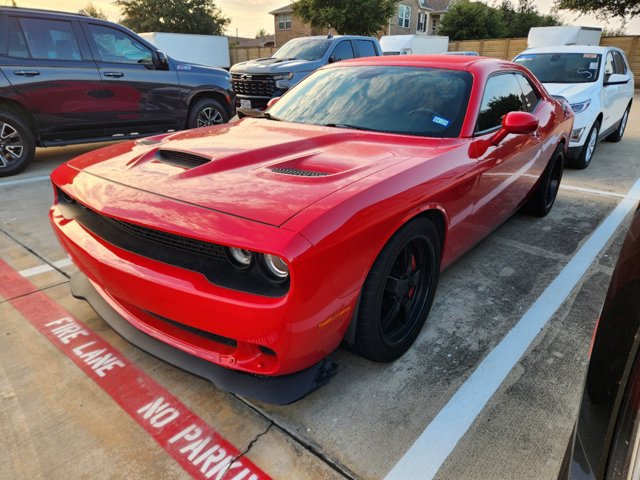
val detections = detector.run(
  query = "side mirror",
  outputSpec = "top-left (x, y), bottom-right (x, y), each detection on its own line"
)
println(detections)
top-left (155, 51), bottom-right (169, 70)
top-left (267, 97), bottom-right (281, 108)
top-left (328, 56), bottom-right (338, 64)
top-left (490, 111), bottom-right (538, 145)
top-left (605, 73), bottom-right (629, 86)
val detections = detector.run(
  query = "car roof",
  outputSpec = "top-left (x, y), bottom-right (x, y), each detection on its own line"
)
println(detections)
top-left (299, 35), bottom-right (378, 41)
top-left (0, 6), bottom-right (89, 19)
top-left (334, 54), bottom-right (508, 71)
top-left (518, 45), bottom-right (617, 55)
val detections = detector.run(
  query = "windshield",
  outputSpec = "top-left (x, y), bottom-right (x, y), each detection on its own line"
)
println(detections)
top-left (514, 53), bottom-right (602, 83)
top-left (267, 66), bottom-right (473, 138)
top-left (272, 38), bottom-right (332, 61)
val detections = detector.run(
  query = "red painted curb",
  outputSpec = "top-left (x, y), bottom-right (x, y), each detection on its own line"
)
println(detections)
top-left (0, 259), bottom-right (270, 480)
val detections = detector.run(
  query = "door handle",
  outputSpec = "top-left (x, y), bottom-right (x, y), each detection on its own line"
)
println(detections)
top-left (13, 70), bottom-right (40, 77)
top-left (103, 72), bottom-right (124, 78)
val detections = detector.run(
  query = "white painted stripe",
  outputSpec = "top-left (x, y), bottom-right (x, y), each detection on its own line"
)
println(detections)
top-left (0, 175), bottom-right (50, 188)
top-left (560, 184), bottom-right (629, 199)
top-left (385, 178), bottom-right (640, 480)
top-left (19, 257), bottom-right (73, 278)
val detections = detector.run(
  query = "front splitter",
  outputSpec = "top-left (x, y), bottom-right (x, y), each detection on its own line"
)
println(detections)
top-left (70, 271), bottom-right (336, 405)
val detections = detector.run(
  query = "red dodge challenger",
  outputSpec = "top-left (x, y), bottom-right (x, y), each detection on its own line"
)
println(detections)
top-left (50, 56), bottom-right (573, 404)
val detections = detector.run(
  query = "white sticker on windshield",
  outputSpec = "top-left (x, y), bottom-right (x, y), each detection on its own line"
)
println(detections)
top-left (589, 62), bottom-right (598, 70)
top-left (432, 116), bottom-right (450, 127)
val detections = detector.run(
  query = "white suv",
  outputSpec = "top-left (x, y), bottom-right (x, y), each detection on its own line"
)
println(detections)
top-left (514, 46), bottom-right (634, 168)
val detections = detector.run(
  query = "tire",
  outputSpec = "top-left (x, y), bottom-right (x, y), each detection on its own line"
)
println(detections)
top-left (568, 120), bottom-right (599, 169)
top-left (353, 218), bottom-right (441, 362)
top-left (606, 104), bottom-right (631, 143)
top-left (0, 110), bottom-right (35, 177)
top-left (524, 143), bottom-right (564, 217)
top-left (187, 98), bottom-right (229, 129)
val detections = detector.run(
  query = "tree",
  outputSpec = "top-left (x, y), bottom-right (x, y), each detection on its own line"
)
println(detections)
top-left (80, 2), bottom-right (108, 20)
top-left (498, 0), bottom-right (560, 38)
top-left (556, 0), bottom-right (640, 22)
top-left (293, 0), bottom-right (397, 36)
top-left (255, 28), bottom-right (268, 39)
top-left (439, 1), bottom-right (506, 40)
top-left (116, 0), bottom-right (230, 35)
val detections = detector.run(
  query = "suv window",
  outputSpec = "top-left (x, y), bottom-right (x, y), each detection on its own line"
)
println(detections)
top-left (612, 51), bottom-right (627, 74)
top-left (354, 40), bottom-right (377, 58)
top-left (604, 52), bottom-right (615, 82)
top-left (10, 17), bottom-right (82, 61)
top-left (515, 73), bottom-right (540, 113)
top-left (87, 24), bottom-right (153, 64)
top-left (477, 73), bottom-right (525, 133)
top-left (331, 41), bottom-right (354, 62)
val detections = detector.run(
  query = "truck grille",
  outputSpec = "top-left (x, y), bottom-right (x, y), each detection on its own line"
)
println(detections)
top-left (232, 74), bottom-right (276, 97)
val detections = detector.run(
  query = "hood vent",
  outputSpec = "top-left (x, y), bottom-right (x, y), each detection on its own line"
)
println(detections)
top-left (156, 149), bottom-right (210, 169)
top-left (271, 167), bottom-right (329, 177)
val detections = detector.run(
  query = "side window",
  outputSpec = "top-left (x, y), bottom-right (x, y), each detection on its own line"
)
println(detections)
top-left (477, 74), bottom-right (525, 133)
top-left (15, 17), bottom-right (82, 61)
top-left (612, 51), bottom-right (627, 74)
top-left (604, 52), bottom-right (615, 82)
top-left (6, 17), bottom-right (29, 58)
top-left (87, 24), bottom-right (153, 65)
top-left (515, 73), bottom-right (540, 113)
top-left (354, 40), bottom-right (376, 58)
top-left (331, 41), bottom-right (354, 62)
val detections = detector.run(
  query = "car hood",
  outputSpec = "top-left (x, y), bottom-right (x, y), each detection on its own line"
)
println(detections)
top-left (542, 82), bottom-right (597, 103)
top-left (171, 59), bottom-right (230, 78)
top-left (230, 57), bottom-right (321, 74)
top-left (66, 119), bottom-right (437, 226)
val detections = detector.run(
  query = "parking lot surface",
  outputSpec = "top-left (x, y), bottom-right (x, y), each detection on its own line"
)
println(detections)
top-left (2, 96), bottom-right (640, 479)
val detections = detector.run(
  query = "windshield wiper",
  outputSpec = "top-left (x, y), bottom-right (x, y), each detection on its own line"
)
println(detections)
top-left (260, 112), bottom-right (281, 121)
top-left (323, 123), bottom-right (377, 132)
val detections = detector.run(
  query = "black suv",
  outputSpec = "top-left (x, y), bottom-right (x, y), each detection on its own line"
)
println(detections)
top-left (0, 7), bottom-right (235, 176)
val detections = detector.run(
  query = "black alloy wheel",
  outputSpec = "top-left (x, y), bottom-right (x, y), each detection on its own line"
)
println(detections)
top-left (0, 111), bottom-right (35, 177)
top-left (524, 143), bottom-right (564, 217)
top-left (354, 218), bottom-right (441, 362)
top-left (187, 98), bottom-right (229, 129)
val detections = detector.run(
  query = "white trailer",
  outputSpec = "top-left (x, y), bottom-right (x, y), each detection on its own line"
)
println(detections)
top-left (380, 35), bottom-right (449, 55)
top-left (139, 32), bottom-right (230, 69)
top-left (527, 26), bottom-right (602, 49)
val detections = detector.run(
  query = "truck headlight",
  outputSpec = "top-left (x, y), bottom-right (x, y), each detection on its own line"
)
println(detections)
top-left (273, 72), bottom-right (293, 89)
top-left (570, 100), bottom-right (591, 114)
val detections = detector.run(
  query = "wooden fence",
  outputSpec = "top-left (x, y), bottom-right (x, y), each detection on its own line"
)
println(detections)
top-left (229, 46), bottom-right (278, 65)
top-left (449, 36), bottom-right (640, 87)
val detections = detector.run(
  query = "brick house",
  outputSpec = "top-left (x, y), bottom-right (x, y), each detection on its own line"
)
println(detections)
top-left (270, 1), bottom-right (452, 47)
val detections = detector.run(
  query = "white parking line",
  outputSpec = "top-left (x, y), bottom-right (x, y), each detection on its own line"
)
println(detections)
top-left (0, 175), bottom-right (50, 188)
top-left (19, 258), bottom-right (73, 278)
top-left (560, 184), bottom-right (629, 199)
top-left (385, 178), bottom-right (640, 480)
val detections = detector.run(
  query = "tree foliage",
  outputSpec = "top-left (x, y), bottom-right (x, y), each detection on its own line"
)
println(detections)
top-left (293, 0), bottom-right (398, 36)
top-left (556, 0), bottom-right (640, 21)
top-left (115, 0), bottom-right (230, 35)
top-left (80, 2), bottom-right (108, 20)
top-left (255, 28), bottom-right (268, 39)
top-left (439, 0), bottom-right (561, 40)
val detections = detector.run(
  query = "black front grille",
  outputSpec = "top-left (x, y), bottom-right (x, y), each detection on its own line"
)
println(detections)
top-left (271, 167), bottom-right (329, 177)
top-left (56, 190), bottom-right (289, 298)
top-left (103, 216), bottom-right (226, 259)
top-left (232, 74), bottom-right (276, 97)
top-left (145, 310), bottom-right (237, 347)
top-left (156, 150), bottom-right (210, 169)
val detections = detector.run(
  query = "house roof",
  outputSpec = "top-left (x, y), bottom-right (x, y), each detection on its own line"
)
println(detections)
top-left (269, 4), bottom-right (294, 15)
top-left (419, 0), bottom-right (451, 12)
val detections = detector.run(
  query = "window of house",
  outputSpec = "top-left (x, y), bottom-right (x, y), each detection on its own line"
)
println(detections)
top-left (417, 13), bottom-right (427, 33)
top-left (430, 15), bottom-right (439, 35)
top-left (398, 5), bottom-right (411, 28)
top-left (277, 13), bottom-right (292, 30)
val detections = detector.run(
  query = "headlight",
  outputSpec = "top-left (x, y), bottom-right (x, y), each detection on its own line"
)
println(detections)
top-left (570, 100), bottom-right (591, 114)
top-left (226, 247), bottom-right (253, 269)
top-left (273, 72), bottom-right (293, 89)
top-left (260, 254), bottom-right (289, 282)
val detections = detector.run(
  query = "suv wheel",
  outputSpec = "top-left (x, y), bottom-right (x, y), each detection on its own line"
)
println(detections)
top-left (606, 104), bottom-right (631, 143)
top-left (0, 111), bottom-right (35, 177)
top-left (569, 120), bottom-right (600, 169)
top-left (187, 98), bottom-right (229, 129)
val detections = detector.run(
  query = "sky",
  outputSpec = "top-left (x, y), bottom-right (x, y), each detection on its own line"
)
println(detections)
top-left (3, 0), bottom-right (639, 38)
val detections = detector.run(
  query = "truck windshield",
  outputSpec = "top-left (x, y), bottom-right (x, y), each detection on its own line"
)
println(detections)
top-left (267, 66), bottom-right (472, 138)
top-left (272, 38), bottom-right (332, 61)
top-left (514, 53), bottom-right (602, 83)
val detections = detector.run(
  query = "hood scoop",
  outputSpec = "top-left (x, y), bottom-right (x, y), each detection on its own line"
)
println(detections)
top-left (270, 167), bottom-right (330, 177)
top-left (156, 149), bottom-right (210, 169)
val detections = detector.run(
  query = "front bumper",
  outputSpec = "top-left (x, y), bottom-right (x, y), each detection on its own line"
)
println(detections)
top-left (70, 271), bottom-right (336, 404)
